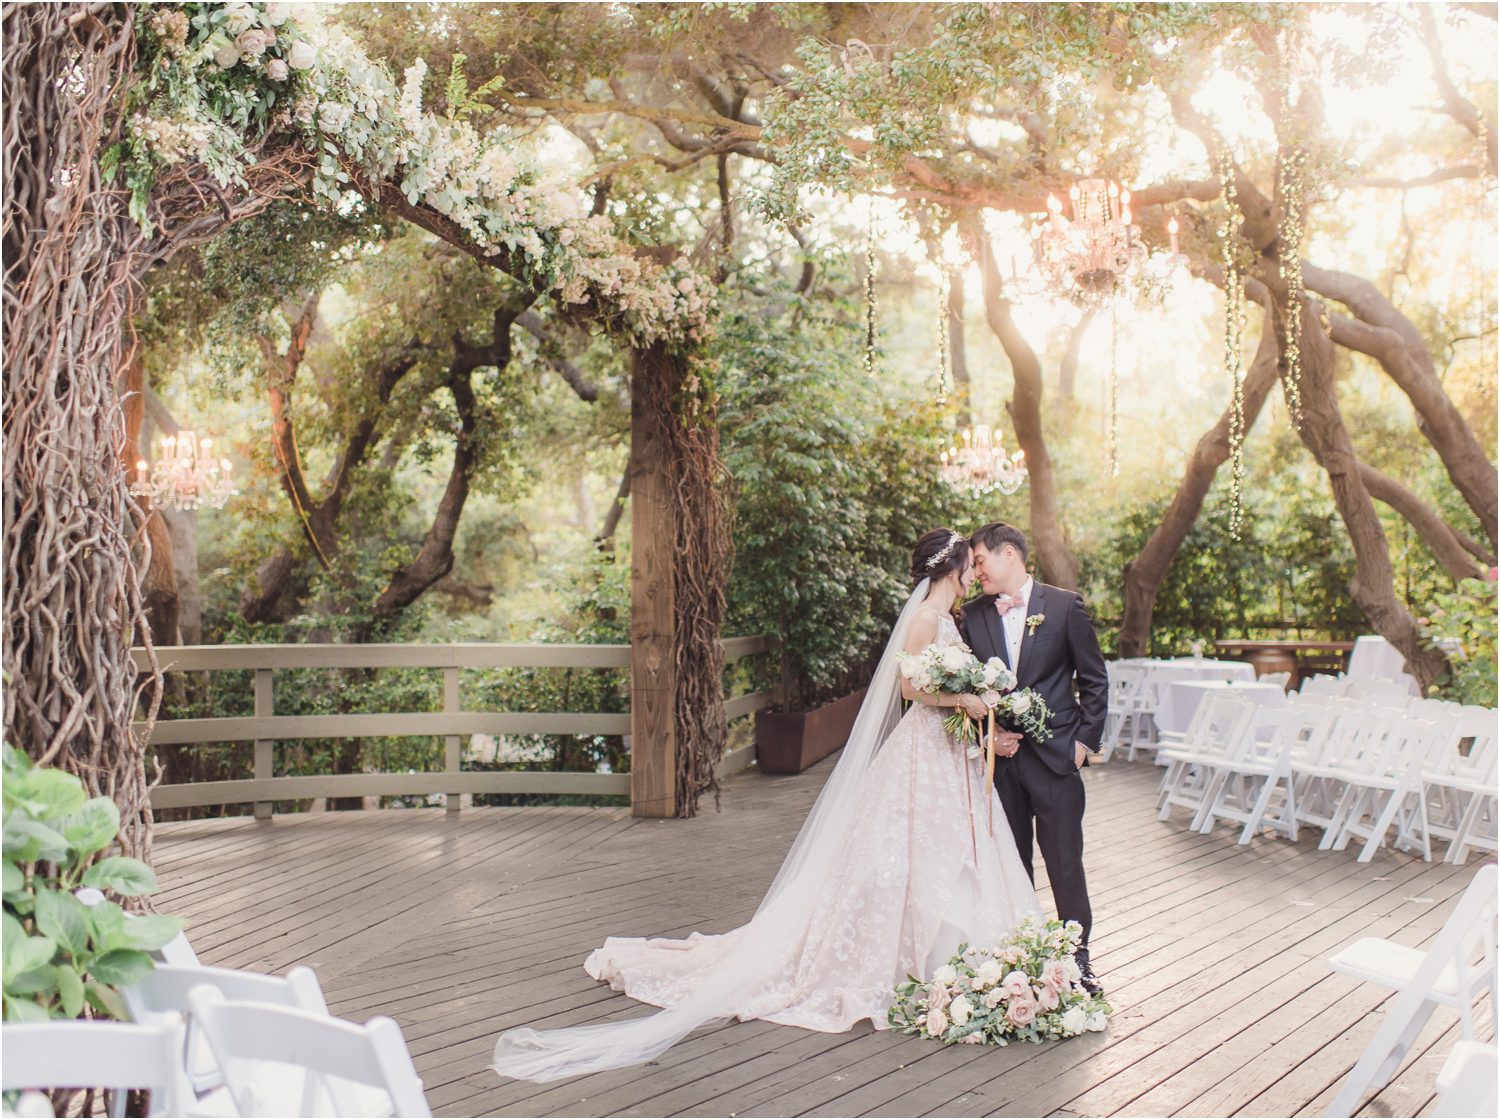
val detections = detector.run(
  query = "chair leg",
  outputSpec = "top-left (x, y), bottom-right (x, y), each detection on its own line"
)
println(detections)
top-left (1240, 773), bottom-right (1283, 845)
top-left (1321, 784), bottom-right (1359, 850)
top-left (1446, 792), bottom-right (1484, 865)
top-left (1357, 790), bottom-right (1406, 863)
top-left (1325, 995), bottom-right (1440, 1118)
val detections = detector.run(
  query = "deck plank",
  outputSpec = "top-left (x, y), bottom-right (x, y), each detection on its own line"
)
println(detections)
top-left (152, 757), bottom-right (1493, 1117)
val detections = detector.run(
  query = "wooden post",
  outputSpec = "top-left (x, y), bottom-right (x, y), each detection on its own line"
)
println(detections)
top-left (253, 668), bottom-right (274, 821)
top-left (629, 348), bottom-right (677, 818)
top-left (443, 666), bottom-right (461, 815)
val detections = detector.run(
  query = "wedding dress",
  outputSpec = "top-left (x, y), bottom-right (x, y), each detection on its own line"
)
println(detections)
top-left (492, 582), bottom-right (1039, 1082)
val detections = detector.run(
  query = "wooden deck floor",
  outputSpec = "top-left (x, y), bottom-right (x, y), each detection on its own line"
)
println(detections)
top-left (152, 757), bottom-right (1494, 1118)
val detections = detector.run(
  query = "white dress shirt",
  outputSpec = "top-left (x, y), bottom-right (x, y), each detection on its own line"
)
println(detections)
top-left (999, 575), bottom-right (1033, 670)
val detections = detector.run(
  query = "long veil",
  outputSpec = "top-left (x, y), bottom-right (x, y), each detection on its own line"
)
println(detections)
top-left (490, 578), bottom-right (935, 1082)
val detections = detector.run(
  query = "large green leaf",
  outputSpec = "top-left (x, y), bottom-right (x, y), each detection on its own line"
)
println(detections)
top-left (3, 932), bottom-right (57, 983)
top-left (88, 949), bottom-right (153, 987)
top-left (2, 813), bottom-right (69, 864)
top-left (86, 898), bottom-right (126, 951)
top-left (8, 768), bottom-right (87, 822)
top-left (118, 914), bottom-right (184, 953)
top-left (7, 964), bottom-right (56, 996)
top-left (57, 797), bottom-right (120, 857)
top-left (81, 856), bottom-right (157, 897)
top-left (84, 979), bottom-right (126, 1020)
top-left (33, 888), bottom-right (89, 958)
top-left (55, 963), bottom-right (85, 1018)
top-left (1, 859), bottom-right (21, 896)
top-left (2, 992), bottom-right (51, 1022)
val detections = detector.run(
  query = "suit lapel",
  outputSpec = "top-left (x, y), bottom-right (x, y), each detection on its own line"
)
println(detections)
top-left (982, 594), bottom-right (1009, 668)
top-left (1014, 583), bottom-right (1046, 683)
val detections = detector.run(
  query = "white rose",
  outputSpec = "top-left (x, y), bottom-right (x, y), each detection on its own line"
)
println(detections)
top-left (265, 2), bottom-right (292, 24)
top-left (222, 3), bottom-right (257, 35)
top-left (1063, 956), bottom-right (1083, 983)
top-left (974, 959), bottom-right (1004, 989)
top-left (1010, 693), bottom-right (1032, 715)
top-left (1061, 1007), bottom-right (1088, 1035)
top-left (939, 647), bottom-right (969, 673)
top-left (287, 40), bottom-right (318, 70)
top-left (950, 995), bottom-right (973, 1025)
top-left (1086, 1010), bottom-right (1108, 1032)
top-left (235, 28), bottom-right (271, 57)
top-left (980, 689), bottom-right (1001, 709)
top-left (265, 57), bottom-right (289, 81)
top-left (213, 42), bottom-right (241, 69)
top-left (932, 964), bottom-right (958, 985)
top-left (983, 988), bottom-right (1005, 1009)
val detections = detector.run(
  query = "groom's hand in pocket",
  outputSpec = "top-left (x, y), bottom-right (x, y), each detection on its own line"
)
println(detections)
top-left (1074, 741), bottom-right (1089, 770)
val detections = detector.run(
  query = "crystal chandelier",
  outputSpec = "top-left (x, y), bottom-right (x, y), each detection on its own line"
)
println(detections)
top-left (940, 424), bottom-right (1028, 495)
top-left (130, 431), bottom-right (237, 511)
top-left (1033, 179), bottom-right (1185, 308)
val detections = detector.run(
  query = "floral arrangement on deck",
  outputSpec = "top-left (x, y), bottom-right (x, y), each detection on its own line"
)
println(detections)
top-left (117, 2), bottom-right (715, 348)
top-left (889, 917), bottom-right (1111, 1045)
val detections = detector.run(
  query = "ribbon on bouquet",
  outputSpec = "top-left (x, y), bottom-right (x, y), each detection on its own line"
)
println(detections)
top-left (961, 714), bottom-right (978, 866)
top-left (984, 708), bottom-right (997, 836)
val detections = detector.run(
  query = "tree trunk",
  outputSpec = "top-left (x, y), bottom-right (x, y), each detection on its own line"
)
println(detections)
top-left (1307, 265), bottom-right (1498, 548)
top-left (973, 233), bottom-right (1079, 589)
top-left (1357, 462), bottom-right (1488, 581)
top-left (2, 4), bottom-right (160, 859)
top-left (1118, 318), bottom-right (1280, 658)
top-left (1058, 308), bottom-right (1096, 401)
top-left (947, 266), bottom-right (971, 428)
top-left (1289, 298), bottom-right (1449, 690)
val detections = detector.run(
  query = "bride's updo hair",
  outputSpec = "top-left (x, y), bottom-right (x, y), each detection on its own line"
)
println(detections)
top-left (911, 528), bottom-right (971, 585)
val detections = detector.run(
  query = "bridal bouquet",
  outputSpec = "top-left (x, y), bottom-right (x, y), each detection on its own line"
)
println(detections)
top-left (888, 917), bottom-right (1112, 1046)
top-left (895, 641), bottom-right (1054, 746)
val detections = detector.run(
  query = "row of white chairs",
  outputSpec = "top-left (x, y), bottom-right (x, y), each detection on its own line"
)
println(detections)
top-left (1100, 662), bottom-right (1294, 764)
top-left (1, 898), bottom-right (431, 1118)
top-left (1155, 690), bottom-right (1497, 863)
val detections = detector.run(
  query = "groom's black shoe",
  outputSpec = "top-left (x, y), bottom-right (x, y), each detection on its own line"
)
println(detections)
top-left (1075, 950), bottom-right (1104, 997)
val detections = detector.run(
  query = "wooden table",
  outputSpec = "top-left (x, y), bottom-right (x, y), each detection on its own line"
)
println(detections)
top-left (1213, 639), bottom-right (1356, 688)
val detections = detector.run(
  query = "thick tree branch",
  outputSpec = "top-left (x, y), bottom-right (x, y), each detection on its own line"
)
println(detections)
top-left (1418, 5), bottom-right (1498, 172)
top-left (1357, 461), bottom-right (1489, 579)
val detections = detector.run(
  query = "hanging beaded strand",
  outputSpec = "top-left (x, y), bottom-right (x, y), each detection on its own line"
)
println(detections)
top-left (935, 265), bottom-right (951, 405)
top-left (1218, 144), bottom-right (1247, 541)
top-left (1276, 27), bottom-right (1307, 430)
top-left (864, 207), bottom-right (879, 380)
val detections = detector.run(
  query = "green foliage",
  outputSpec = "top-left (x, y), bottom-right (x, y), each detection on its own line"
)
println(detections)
top-left (718, 283), bottom-right (986, 709)
top-left (1422, 577), bottom-right (1498, 705)
top-left (2, 747), bottom-right (181, 1022)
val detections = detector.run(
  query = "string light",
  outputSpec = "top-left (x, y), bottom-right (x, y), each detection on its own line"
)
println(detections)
top-left (1276, 29), bottom-right (1307, 430)
top-left (935, 266), bottom-right (951, 405)
top-left (1218, 144), bottom-right (1247, 541)
top-left (864, 207), bottom-right (878, 380)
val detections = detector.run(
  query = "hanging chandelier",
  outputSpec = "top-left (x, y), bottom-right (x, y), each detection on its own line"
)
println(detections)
top-left (1032, 179), bottom-right (1183, 308)
top-left (940, 424), bottom-right (1028, 495)
top-left (130, 430), bottom-right (237, 511)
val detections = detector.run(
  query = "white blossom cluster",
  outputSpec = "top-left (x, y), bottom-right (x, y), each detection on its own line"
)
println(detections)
top-left (129, 2), bottom-right (715, 348)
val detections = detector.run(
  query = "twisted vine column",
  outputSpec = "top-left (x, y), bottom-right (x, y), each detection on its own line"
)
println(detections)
top-left (2, 4), bottom-right (161, 858)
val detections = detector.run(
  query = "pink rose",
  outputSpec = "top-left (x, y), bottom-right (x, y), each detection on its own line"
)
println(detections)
top-left (1037, 984), bottom-right (1060, 1011)
top-left (265, 57), bottom-right (289, 82)
top-left (1006, 993), bottom-right (1037, 1026)
top-left (961, 1032), bottom-right (984, 1044)
top-left (1001, 970), bottom-right (1031, 998)
top-left (1042, 961), bottom-right (1069, 990)
top-left (926, 1009), bottom-right (949, 1036)
top-left (927, 983), bottom-right (951, 1011)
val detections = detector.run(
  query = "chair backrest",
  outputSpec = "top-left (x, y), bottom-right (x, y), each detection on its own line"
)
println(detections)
top-left (1301, 674), bottom-right (1348, 698)
top-left (1109, 663), bottom-right (1146, 703)
top-left (1186, 694), bottom-right (1257, 760)
top-left (1317, 709), bottom-right (1394, 771)
top-left (187, 987), bottom-right (431, 1118)
top-left (0, 1022), bottom-right (184, 1118)
top-left (1420, 711), bottom-right (1498, 781)
top-left (1258, 670), bottom-right (1292, 691)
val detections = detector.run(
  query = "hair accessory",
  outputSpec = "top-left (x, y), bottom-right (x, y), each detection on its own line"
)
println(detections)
top-left (924, 531), bottom-right (964, 570)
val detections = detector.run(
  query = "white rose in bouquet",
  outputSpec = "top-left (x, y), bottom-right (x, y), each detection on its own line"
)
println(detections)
top-left (1061, 1006), bottom-right (1089, 1035)
top-left (939, 646), bottom-right (970, 673)
top-left (287, 40), bottom-right (318, 69)
top-left (983, 988), bottom-right (1005, 1009)
top-left (974, 959), bottom-right (1005, 989)
top-left (980, 689), bottom-right (1001, 709)
top-left (1086, 1010), bottom-right (1108, 1032)
top-left (932, 963), bottom-right (958, 985)
top-left (950, 995), bottom-right (973, 1025)
top-left (1010, 692), bottom-right (1032, 715)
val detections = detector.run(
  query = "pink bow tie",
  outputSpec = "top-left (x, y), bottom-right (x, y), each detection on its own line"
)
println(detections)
top-left (995, 594), bottom-right (1025, 616)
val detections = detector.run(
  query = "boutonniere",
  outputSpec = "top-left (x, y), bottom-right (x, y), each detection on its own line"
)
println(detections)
top-left (1026, 613), bottom-right (1045, 636)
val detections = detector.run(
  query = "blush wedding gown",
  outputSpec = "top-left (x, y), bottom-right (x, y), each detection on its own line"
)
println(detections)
top-left (492, 583), bottom-right (1039, 1082)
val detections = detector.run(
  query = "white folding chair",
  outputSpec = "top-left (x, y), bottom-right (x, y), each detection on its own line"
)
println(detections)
top-left (1300, 674), bottom-right (1348, 698)
top-left (1, 1021), bottom-right (186, 1119)
top-left (123, 963), bottom-right (331, 1106)
top-left (1155, 695), bottom-right (1255, 828)
top-left (1195, 704), bottom-right (1338, 843)
top-left (187, 987), bottom-right (431, 1118)
top-left (1407, 712), bottom-right (1497, 864)
top-left (1257, 670), bottom-right (1291, 691)
top-left (1325, 864), bottom-right (1499, 1117)
top-left (1288, 710), bottom-right (1391, 847)
top-left (1327, 716), bottom-right (1441, 863)
top-left (1432, 1039), bottom-right (1498, 1118)
top-left (1101, 663), bottom-right (1151, 763)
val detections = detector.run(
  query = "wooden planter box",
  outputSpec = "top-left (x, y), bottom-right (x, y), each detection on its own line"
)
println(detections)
top-left (754, 688), bottom-right (867, 775)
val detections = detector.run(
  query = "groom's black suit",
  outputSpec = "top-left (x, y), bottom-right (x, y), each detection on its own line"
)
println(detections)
top-left (962, 581), bottom-right (1109, 950)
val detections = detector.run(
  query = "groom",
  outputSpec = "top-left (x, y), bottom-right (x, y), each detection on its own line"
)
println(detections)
top-left (961, 522), bottom-right (1109, 995)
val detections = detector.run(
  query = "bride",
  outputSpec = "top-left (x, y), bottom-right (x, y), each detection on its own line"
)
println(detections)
top-left (492, 528), bottom-right (1040, 1082)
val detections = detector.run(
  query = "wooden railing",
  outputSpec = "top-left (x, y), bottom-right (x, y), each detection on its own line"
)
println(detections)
top-left (131, 637), bottom-right (773, 817)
